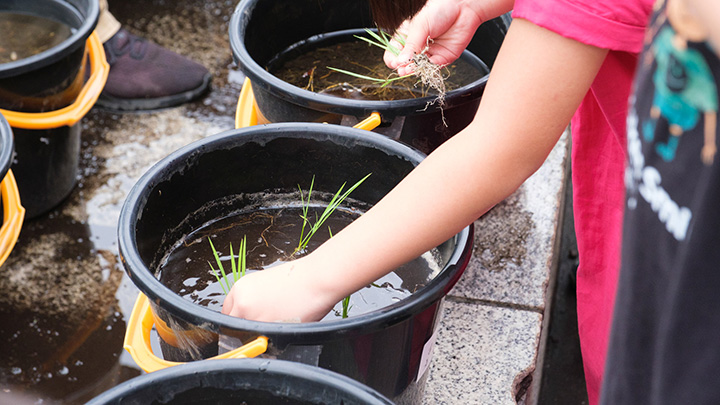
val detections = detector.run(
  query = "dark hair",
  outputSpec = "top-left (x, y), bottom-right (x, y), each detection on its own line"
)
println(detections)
top-left (368, 0), bottom-right (428, 31)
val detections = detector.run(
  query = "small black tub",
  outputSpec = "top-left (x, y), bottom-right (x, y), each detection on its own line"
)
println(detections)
top-left (87, 358), bottom-right (394, 405)
top-left (118, 123), bottom-right (473, 404)
top-left (0, 0), bottom-right (99, 112)
top-left (229, 0), bottom-right (509, 153)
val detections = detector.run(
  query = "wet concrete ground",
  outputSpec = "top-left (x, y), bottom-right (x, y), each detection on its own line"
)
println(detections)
top-left (0, 0), bottom-right (587, 403)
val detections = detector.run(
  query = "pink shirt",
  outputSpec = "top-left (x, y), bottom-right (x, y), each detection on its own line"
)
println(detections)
top-left (512, 1), bottom-right (653, 403)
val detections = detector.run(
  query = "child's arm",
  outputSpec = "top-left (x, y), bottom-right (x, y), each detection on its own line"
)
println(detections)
top-left (684, 0), bottom-right (720, 51)
top-left (385, 0), bottom-right (515, 76)
top-left (222, 18), bottom-right (608, 322)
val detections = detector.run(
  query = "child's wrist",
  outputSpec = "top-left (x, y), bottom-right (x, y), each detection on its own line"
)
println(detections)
top-left (298, 253), bottom-right (356, 306)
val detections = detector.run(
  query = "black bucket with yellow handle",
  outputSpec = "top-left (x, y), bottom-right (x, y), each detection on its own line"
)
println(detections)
top-left (229, 0), bottom-right (509, 154)
top-left (0, 112), bottom-right (24, 267)
top-left (119, 122), bottom-right (473, 404)
top-left (0, 32), bottom-right (108, 218)
top-left (0, 0), bottom-right (100, 112)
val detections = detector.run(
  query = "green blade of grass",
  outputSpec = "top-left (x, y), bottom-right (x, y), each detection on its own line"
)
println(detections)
top-left (354, 34), bottom-right (388, 51)
top-left (229, 242), bottom-right (237, 282)
top-left (208, 235), bottom-right (248, 295)
top-left (298, 173), bottom-right (371, 252)
top-left (297, 184), bottom-right (307, 250)
top-left (363, 28), bottom-right (387, 44)
top-left (208, 237), bottom-right (232, 294)
top-left (379, 76), bottom-right (406, 87)
top-left (239, 235), bottom-right (247, 278)
top-left (208, 261), bottom-right (228, 295)
top-left (384, 40), bottom-right (401, 57)
top-left (326, 67), bottom-right (388, 83)
top-left (342, 295), bottom-right (352, 318)
top-left (391, 32), bottom-right (406, 47)
top-left (328, 28), bottom-right (411, 90)
top-left (363, 28), bottom-right (406, 56)
top-left (328, 173), bottom-right (372, 209)
top-left (297, 176), bottom-right (315, 251)
top-left (362, 28), bottom-right (402, 57)
top-left (327, 227), bottom-right (351, 319)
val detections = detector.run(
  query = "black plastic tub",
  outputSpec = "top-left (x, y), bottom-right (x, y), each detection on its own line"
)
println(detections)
top-left (118, 123), bottom-right (473, 404)
top-left (0, 28), bottom-right (108, 218)
top-left (0, 0), bottom-right (99, 112)
top-left (11, 124), bottom-right (79, 218)
top-left (0, 112), bottom-right (24, 268)
top-left (87, 358), bottom-right (394, 404)
top-left (229, 0), bottom-right (509, 153)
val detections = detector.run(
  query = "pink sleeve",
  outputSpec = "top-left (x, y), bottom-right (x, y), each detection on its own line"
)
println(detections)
top-left (512, 0), bottom-right (653, 53)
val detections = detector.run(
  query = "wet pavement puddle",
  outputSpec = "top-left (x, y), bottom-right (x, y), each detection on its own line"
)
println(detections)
top-left (0, 1), bottom-right (243, 402)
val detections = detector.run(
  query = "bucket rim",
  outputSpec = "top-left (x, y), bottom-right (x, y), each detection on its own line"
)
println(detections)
top-left (0, 33), bottom-right (109, 129)
top-left (86, 358), bottom-right (395, 404)
top-left (118, 122), bottom-right (473, 339)
top-left (228, 0), bottom-right (489, 119)
top-left (0, 0), bottom-right (100, 78)
top-left (0, 112), bottom-right (13, 181)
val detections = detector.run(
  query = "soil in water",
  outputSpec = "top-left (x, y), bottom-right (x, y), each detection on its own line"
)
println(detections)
top-left (269, 33), bottom-right (487, 101)
top-left (0, 12), bottom-right (73, 64)
top-left (158, 196), bottom-right (442, 320)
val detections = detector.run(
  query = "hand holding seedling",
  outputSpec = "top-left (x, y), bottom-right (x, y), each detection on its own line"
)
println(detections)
top-left (220, 175), bottom-right (369, 321)
top-left (383, 0), bottom-right (492, 76)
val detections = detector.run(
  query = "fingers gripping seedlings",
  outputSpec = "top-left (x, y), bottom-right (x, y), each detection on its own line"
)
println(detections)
top-left (327, 29), bottom-right (407, 88)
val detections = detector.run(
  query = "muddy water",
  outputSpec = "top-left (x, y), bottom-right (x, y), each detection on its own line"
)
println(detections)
top-left (0, 12), bottom-right (73, 64)
top-left (270, 34), bottom-right (487, 101)
top-left (158, 199), bottom-right (439, 319)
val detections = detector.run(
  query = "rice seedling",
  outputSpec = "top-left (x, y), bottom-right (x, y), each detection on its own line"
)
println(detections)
top-left (342, 295), bottom-right (352, 319)
top-left (294, 173), bottom-right (372, 255)
top-left (207, 175), bottom-right (369, 320)
top-left (293, 173), bottom-right (372, 319)
top-left (328, 227), bottom-right (352, 319)
top-left (328, 28), bottom-right (447, 112)
top-left (294, 174), bottom-right (371, 318)
top-left (327, 28), bottom-right (407, 88)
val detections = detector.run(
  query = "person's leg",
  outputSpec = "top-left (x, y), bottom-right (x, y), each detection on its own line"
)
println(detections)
top-left (94, 0), bottom-right (211, 111)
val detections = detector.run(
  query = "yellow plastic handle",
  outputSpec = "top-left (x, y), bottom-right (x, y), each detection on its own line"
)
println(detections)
top-left (353, 112), bottom-right (381, 131)
top-left (0, 31), bottom-right (110, 130)
top-left (235, 77), bottom-right (258, 129)
top-left (234, 78), bottom-right (382, 131)
top-left (124, 293), bottom-right (269, 373)
top-left (0, 170), bottom-right (25, 267)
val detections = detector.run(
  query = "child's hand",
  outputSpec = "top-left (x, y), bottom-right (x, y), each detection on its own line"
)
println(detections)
top-left (221, 257), bottom-right (340, 323)
top-left (384, 0), bottom-right (485, 76)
